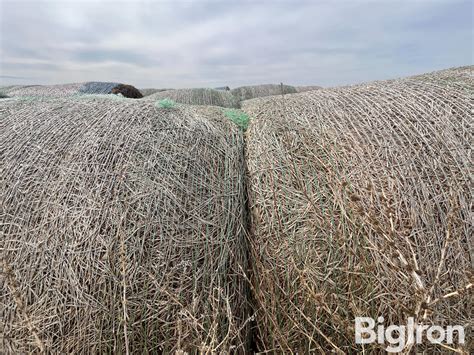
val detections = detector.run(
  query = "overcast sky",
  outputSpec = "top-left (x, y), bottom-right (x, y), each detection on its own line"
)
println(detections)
top-left (0, 0), bottom-right (472, 88)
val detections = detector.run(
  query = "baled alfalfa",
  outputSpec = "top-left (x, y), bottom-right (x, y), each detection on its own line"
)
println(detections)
top-left (231, 84), bottom-right (297, 101)
top-left (245, 67), bottom-right (472, 353)
top-left (144, 88), bottom-right (240, 108)
top-left (0, 97), bottom-right (250, 353)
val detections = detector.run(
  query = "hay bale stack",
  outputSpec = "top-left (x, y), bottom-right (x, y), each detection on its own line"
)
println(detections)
top-left (296, 85), bottom-right (322, 92)
top-left (144, 88), bottom-right (239, 108)
top-left (231, 84), bottom-right (297, 101)
top-left (245, 68), bottom-right (472, 352)
top-left (0, 97), bottom-right (250, 353)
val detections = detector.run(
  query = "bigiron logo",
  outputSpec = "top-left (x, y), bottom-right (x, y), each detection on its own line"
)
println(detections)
top-left (355, 317), bottom-right (465, 352)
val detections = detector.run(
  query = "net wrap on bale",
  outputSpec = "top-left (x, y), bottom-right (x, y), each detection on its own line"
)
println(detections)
top-left (231, 84), bottom-right (297, 101)
top-left (244, 66), bottom-right (473, 353)
top-left (3, 82), bottom-right (143, 98)
top-left (143, 88), bottom-right (239, 108)
top-left (0, 97), bottom-right (250, 353)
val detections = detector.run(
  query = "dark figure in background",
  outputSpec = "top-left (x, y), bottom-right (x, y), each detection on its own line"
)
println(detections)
top-left (111, 84), bottom-right (143, 98)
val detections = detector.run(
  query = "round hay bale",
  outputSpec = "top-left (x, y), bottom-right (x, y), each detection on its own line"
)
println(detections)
top-left (0, 97), bottom-right (250, 353)
top-left (244, 67), bottom-right (472, 352)
top-left (231, 84), bottom-right (297, 101)
top-left (111, 84), bottom-right (143, 98)
top-left (144, 88), bottom-right (239, 108)
top-left (139, 88), bottom-right (173, 97)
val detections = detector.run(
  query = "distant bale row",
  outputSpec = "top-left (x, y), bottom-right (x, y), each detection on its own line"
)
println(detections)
top-left (0, 97), bottom-right (250, 353)
top-left (77, 81), bottom-right (121, 94)
top-left (295, 85), bottom-right (322, 92)
top-left (3, 82), bottom-right (143, 99)
top-left (139, 88), bottom-right (172, 97)
top-left (2, 83), bottom-right (84, 98)
top-left (244, 66), bottom-right (472, 353)
top-left (143, 88), bottom-right (240, 108)
top-left (231, 84), bottom-right (297, 101)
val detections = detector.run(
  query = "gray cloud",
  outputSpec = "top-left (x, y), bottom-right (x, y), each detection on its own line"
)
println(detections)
top-left (0, 0), bottom-right (472, 87)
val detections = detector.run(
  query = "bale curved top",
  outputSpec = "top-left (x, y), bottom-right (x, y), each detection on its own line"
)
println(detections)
top-left (231, 84), bottom-right (297, 101)
top-left (143, 88), bottom-right (239, 108)
top-left (244, 66), bottom-right (472, 352)
top-left (0, 97), bottom-right (249, 353)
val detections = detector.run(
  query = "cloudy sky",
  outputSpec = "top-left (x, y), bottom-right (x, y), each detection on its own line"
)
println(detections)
top-left (0, 0), bottom-right (472, 88)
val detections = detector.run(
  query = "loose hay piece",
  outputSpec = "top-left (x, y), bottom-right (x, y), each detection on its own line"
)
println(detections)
top-left (143, 88), bottom-right (239, 108)
top-left (0, 97), bottom-right (250, 353)
top-left (244, 66), bottom-right (473, 353)
top-left (231, 84), bottom-right (297, 101)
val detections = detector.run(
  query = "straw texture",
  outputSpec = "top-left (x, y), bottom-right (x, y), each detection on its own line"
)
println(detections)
top-left (0, 97), bottom-right (250, 353)
top-left (244, 66), bottom-right (473, 353)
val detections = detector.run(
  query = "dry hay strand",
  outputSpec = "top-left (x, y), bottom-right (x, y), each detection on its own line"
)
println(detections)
top-left (296, 85), bottom-right (322, 93)
top-left (231, 84), bottom-right (297, 101)
top-left (244, 66), bottom-right (473, 353)
top-left (0, 97), bottom-right (250, 353)
top-left (111, 84), bottom-right (143, 99)
top-left (143, 88), bottom-right (239, 108)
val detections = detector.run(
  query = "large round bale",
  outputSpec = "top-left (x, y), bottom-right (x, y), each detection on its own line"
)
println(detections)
top-left (231, 84), bottom-right (297, 101)
top-left (144, 88), bottom-right (239, 108)
top-left (0, 97), bottom-right (250, 353)
top-left (245, 67), bottom-right (472, 353)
